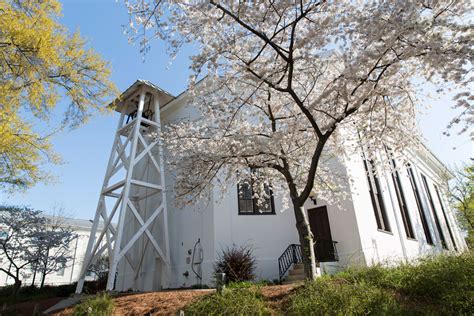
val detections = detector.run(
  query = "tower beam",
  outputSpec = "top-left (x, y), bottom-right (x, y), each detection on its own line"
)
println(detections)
top-left (75, 85), bottom-right (170, 294)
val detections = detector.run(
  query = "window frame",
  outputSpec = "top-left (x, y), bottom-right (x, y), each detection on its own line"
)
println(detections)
top-left (433, 184), bottom-right (458, 251)
top-left (56, 261), bottom-right (66, 276)
top-left (420, 174), bottom-right (448, 250)
top-left (388, 156), bottom-right (416, 239)
top-left (237, 180), bottom-right (276, 216)
top-left (363, 158), bottom-right (391, 232)
top-left (407, 165), bottom-right (434, 245)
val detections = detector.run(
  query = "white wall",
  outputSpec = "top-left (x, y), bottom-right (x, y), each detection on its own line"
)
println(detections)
top-left (162, 93), bottom-right (215, 289)
top-left (213, 182), bottom-right (299, 283)
top-left (343, 146), bottom-right (466, 268)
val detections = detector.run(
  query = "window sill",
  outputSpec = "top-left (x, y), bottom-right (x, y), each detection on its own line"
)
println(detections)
top-left (377, 229), bottom-right (393, 235)
top-left (406, 237), bottom-right (418, 242)
top-left (238, 212), bottom-right (276, 216)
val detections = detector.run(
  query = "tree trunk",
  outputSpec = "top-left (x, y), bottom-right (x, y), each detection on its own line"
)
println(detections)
top-left (12, 278), bottom-right (21, 298)
top-left (40, 269), bottom-right (46, 289)
top-left (31, 263), bottom-right (37, 286)
top-left (40, 251), bottom-right (49, 289)
top-left (293, 203), bottom-right (318, 280)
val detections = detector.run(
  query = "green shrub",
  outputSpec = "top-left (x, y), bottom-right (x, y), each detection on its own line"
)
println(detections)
top-left (288, 276), bottom-right (401, 315)
top-left (184, 284), bottom-right (269, 315)
top-left (337, 264), bottom-right (391, 287)
top-left (333, 252), bottom-right (474, 314)
top-left (0, 284), bottom-right (76, 305)
top-left (386, 253), bottom-right (474, 314)
top-left (73, 293), bottom-right (114, 316)
top-left (0, 281), bottom-right (105, 306)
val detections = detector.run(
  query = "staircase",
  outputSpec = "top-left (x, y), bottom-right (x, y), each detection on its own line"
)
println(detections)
top-left (279, 243), bottom-right (331, 284)
top-left (278, 244), bottom-right (302, 284)
top-left (282, 263), bottom-right (305, 284)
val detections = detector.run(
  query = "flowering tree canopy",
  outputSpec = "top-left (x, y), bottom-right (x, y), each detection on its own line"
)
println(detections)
top-left (0, 206), bottom-right (44, 295)
top-left (0, 206), bottom-right (76, 294)
top-left (33, 213), bottom-right (77, 288)
top-left (125, 1), bottom-right (473, 278)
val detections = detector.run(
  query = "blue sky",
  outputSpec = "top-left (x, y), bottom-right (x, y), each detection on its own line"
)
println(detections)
top-left (1, 0), bottom-right (472, 220)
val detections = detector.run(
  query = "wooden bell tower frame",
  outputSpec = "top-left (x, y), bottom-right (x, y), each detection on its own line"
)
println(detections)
top-left (76, 81), bottom-right (171, 293)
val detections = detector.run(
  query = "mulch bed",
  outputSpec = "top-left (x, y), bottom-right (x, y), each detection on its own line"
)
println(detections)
top-left (52, 284), bottom-right (299, 315)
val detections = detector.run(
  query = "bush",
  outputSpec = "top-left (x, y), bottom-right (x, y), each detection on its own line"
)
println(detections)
top-left (184, 284), bottom-right (269, 315)
top-left (0, 280), bottom-right (107, 306)
top-left (288, 276), bottom-right (401, 315)
top-left (214, 244), bottom-right (256, 283)
top-left (73, 293), bottom-right (114, 316)
top-left (337, 264), bottom-right (390, 287)
top-left (0, 284), bottom-right (76, 305)
top-left (386, 253), bottom-right (474, 314)
top-left (83, 279), bottom-right (107, 294)
top-left (326, 252), bottom-right (474, 314)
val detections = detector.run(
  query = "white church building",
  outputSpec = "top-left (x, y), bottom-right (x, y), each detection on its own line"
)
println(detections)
top-left (75, 80), bottom-right (467, 293)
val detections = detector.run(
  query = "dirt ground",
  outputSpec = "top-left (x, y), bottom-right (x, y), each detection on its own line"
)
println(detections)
top-left (261, 284), bottom-right (298, 312)
top-left (53, 284), bottom-right (297, 315)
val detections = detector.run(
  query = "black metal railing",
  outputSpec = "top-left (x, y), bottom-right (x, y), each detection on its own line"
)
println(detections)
top-left (278, 240), bottom-right (339, 282)
top-left (278, 244), bottom-right (302, 283)
top-left (315, 239), bottom-right (339, 262)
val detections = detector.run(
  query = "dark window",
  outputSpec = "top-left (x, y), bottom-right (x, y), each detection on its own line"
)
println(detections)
top-left (407, 166), bottom-right (434, 245)
top-left (433, 184), bottom-right (457, 251)
top-left (363, 158), bottom-right (391, 232)
top-left (420, 174), bottom-right (448, 249)
top-left (237, 180), bottom-right (275, 215)
top-left (389, 156), bottom-right (415, 239)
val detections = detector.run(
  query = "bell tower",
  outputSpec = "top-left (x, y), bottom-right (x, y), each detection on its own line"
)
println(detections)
top-left (76, 80), bottom-right (173, 293)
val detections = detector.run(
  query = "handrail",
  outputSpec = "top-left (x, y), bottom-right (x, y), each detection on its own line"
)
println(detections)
top-left (314, 239), bottom-right (339, 262)
top-left (278, 240), bottom-right (339, 283)
top-left (278, 244), bottom-right (302, 283)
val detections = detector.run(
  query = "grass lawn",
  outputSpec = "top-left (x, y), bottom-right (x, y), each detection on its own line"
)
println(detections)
top-left (184, 252), bottom-right (473, 315)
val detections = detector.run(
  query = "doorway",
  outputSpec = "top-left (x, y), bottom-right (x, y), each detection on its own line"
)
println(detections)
top-left (308, 206), bottom-right (338, 262)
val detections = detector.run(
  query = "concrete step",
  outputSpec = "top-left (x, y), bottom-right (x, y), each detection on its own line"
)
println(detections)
top-left (292, 262), bottom-right (320, 270)
top-left (286, 274), bottom-right (306, 282)
top-left (289, 268), bottom-right (304, 276)
top-left (293, 263), bottom-right (304, 270)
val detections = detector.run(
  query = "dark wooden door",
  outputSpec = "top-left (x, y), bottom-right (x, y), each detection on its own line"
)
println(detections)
top-left (308, 206), bottom-right (337, 262)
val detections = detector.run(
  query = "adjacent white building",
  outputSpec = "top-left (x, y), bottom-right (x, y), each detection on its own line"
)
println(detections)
top-left (0, 218), bottom-right (103, 287)
top-left (77, 80), bottom-right (467, 293)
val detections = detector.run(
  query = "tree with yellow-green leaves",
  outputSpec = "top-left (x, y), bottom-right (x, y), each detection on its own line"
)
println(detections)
top-left (0, 0), bottom-right (118, 191)
top-left (450, 163), bottom-right (474, 249)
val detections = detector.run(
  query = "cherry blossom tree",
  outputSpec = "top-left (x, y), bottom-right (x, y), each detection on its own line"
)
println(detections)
top-left (0, 206), bottom-right (76, 294)
top-left (33, 213), bottom-right (77, 288)
top-left (0, 206), bottom-right (44, 296)
top-left (125, 1), bottom-right (473, 279)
